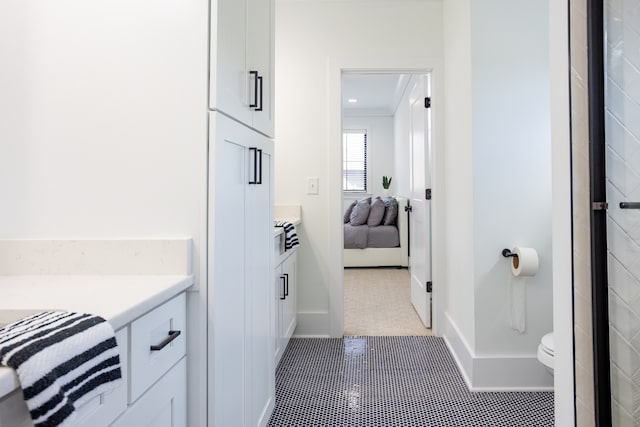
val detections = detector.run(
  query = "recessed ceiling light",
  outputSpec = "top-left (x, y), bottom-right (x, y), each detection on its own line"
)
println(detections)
top-left (347, 98), bottom-right (358, 103)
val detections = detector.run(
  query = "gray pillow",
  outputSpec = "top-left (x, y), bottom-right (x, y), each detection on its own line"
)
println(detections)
top-left (349, 197), bottom-right (371, 226)
top-left (382, 197), bottom-right (399, 225)
top-left (368, 196), bottom-right (385, 226)
top-left (344, 200), bottom-right (357, 223)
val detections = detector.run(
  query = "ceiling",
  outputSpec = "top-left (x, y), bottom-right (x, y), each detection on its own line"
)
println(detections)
top-left (341, 73), bottom-right (411, 116)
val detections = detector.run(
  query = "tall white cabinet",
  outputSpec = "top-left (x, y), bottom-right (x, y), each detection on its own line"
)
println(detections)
top-left (208, 113), bottom-right (274, 427)
top-left (208, 0), bottom-right (275, 426)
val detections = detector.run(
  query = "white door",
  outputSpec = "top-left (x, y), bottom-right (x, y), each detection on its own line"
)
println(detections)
top-left (409, 75), bottom-right (432, 328)
top-left (210, 114), bottom-right (247, 427)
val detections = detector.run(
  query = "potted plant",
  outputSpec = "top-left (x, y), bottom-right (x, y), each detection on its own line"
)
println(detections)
top-left (382, 176), bottom-right (392, 196)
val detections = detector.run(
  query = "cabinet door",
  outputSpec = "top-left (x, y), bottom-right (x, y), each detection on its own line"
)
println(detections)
top-left (281, 253), bottom-right (297, 344)
top-left (211, 0), bottom-right (252, 127)
top-left (209, 112), bottom-right (274, 427)
top-left (273, 265), bottom-right (284, 365)
top-left (111, 358), bottom-right (186, 427)
top-left (209, 113), bottom-right (248, 427)
top-left (246, 148), bottom-right (274, 426)
top-left (246, 0), bottom-right (274, 137)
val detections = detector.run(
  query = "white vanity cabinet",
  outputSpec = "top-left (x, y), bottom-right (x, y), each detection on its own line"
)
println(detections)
top-left (111, 292), bottom-right (187, 426)
top-left (210, 0), bottom-right (274, 138)
top-left (273, 237), bottom-right (297, 367)
top-left (112, 292), bottom-right (187, 427)
top-left (0, 291), bottom-right (188, 427)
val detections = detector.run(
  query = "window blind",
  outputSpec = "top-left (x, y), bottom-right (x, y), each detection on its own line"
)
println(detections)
top-left (343, 130), bottom-right (367, 192)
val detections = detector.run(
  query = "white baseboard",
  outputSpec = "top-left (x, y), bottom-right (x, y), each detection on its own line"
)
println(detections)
top-left (443, 312), bottom-right (554, 391)
top-left (293, 311), bottom-right (330, 337)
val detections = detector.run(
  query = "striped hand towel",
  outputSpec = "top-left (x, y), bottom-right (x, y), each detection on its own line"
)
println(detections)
top-left (0, 311), bottom-right (123, 427)
top-left (275, 221), bottom-right (300, 250)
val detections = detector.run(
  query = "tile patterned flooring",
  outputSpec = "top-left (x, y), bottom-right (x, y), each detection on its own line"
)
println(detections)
top-left (268, 336), bottom-right (555, 426)
top-left (268, 269), bottom-right (554, 426)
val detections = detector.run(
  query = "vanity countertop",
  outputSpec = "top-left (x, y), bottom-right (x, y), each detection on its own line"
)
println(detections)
top-left (273, 217), bottom-right (302, 237)
top-left (274, 204), bottom-right (302, 237)
top-left (0, 274), bottom-right (193, 400)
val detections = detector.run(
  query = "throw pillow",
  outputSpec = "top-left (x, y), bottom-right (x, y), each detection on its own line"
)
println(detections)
top-left (368, 196), bottom-right (386, 226)
top-left (344, 200), bottom-right (357, 223)
top-left (349, 197), bottom-right (371, 226)
top-left (382, 197), bottom-right (399, 225)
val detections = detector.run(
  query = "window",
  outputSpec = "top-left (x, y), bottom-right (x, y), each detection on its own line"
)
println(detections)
top-left (342, 129), bottom-right (367, 192)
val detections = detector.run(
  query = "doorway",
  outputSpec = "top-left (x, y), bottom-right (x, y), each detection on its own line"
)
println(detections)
top-left (341, 72), bottom-right (431, 335)
top-left (329, 59), bottom-right (443, 337)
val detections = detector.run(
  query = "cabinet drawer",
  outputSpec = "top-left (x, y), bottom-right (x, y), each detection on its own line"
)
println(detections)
top-left (129, 293), bottom-right (186, 403)
top-left (111, 357), bottom-right (186, 427)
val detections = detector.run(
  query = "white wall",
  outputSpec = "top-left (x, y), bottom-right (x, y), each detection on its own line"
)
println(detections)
top-left (342, 115), bottom-right (395, 209)
top-left (0, 1), bottom-right (209, 424)
top-left (442, 0), bottom-right (554, 389)
top-left (471, 0), bottom-right (552, 354)
top-left (275, 0), bottom-right (444, 335)
top-left (442, 0), bottom-right (476, 353)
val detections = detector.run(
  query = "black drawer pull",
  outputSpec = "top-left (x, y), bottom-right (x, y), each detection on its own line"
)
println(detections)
top-left (280, 276), bottom-right (286, 300)
top-left (249, 71), bottom-right (259, 109)
top-left (284, 273), bottom-right (289, 297)
top-left (256, 75), bottom-right (263, 112)
top-left (150, 330), bottom-right (181, 351)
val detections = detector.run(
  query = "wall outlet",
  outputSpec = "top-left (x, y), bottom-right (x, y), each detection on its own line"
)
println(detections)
top-left (307, 176), bottom-right (319, 195)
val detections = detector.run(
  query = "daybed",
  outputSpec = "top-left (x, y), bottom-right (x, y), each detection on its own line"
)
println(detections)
top-left (343, 196), bottom-right (409, 267)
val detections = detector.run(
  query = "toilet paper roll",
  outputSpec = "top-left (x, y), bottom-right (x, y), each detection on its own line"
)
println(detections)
top-left (510, 246), bottom-right (539, 277)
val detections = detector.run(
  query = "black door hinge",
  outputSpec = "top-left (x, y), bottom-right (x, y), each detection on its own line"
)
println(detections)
top-left (425, 97), bottom-right (431, 108)
top-left (425, 188), bottom-right (431, 200)
top-left (426, 281), bottom-right (432, 293)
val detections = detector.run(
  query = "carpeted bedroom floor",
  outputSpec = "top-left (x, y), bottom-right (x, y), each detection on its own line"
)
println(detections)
top-left (343, 267), bottom-right (432, 336)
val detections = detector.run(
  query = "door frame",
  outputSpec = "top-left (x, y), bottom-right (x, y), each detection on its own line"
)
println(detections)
top-left (327, 56), bottom-right (444, 338)
top-left (587, 0), bottom-right (611, 425)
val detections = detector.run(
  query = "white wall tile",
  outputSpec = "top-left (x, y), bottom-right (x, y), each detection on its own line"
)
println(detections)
top-left (610, 328), bottom-right (640, 378)
top-left (612, 399), bottom-right (635, 427)
top-left (608, 252), bottom-right (640, 304)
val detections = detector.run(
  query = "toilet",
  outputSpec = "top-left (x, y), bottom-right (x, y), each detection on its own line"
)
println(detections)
top-left (537, 332), bottom-right (554, 376)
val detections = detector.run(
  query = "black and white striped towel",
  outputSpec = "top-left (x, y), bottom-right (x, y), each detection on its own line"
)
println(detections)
top-left (275, 221), bottom-right (300, 250)
top-left (0, 312), bottom-right (122, 427)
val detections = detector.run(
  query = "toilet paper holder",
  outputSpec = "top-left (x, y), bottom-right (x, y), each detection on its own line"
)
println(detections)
top-left (502, 248), bottom-right (517, 258)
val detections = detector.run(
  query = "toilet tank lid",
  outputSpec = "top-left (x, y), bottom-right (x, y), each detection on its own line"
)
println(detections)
top-left (541, 333), bottom-right (554, 353)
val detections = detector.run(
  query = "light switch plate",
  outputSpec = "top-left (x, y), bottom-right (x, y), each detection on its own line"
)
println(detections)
top-left (307, 176), bottom-right (319, 195)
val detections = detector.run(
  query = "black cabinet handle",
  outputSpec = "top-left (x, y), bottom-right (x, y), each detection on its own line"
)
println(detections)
top-left (249, 71), bottom-right (259, 109)
top-left (284, 273), bottom-right (289, 297)
top-left (256, 75), bottom-right (263, 112)
top-left (256, 149), bottom-right (263, 184)
top-left (280, 276), bottom-right (286, 300)
top-left (620, 202), bottom-right (640, 209)
top-left (249, 147), bottom-right (258, 184)
top-left (150, 330), bottom-right (181, 351)
top-left (248, 148), bottom-right (263, 185)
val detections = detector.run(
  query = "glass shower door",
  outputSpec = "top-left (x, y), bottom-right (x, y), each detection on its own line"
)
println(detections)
top-left (604, 1), bottom-right (640, 425)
